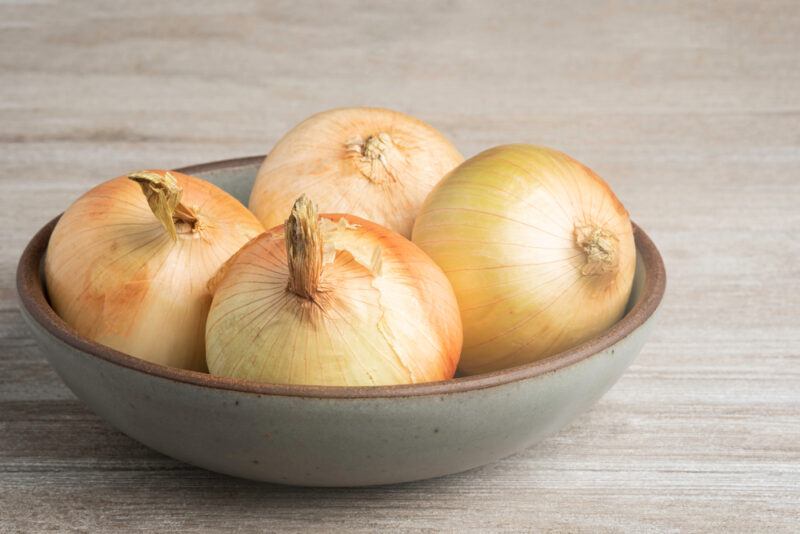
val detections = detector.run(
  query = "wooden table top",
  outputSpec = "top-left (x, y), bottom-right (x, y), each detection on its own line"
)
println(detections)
top-left (2, 1), bottom-right (798, 532)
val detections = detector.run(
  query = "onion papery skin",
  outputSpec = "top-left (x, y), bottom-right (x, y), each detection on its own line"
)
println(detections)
top-left (249, 107), bottom-right (464, 238)
top-left (205, 214), bottom-right (462, 387)
top-left (412, 145), bottom-right (636, 375)
top-left (44, 171), bottom-right (265, 371)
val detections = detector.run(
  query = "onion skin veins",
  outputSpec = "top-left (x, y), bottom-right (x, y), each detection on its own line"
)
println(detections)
top-left (44, 170), bottom-right (265, 371)
top-left (249, 107), bottom-right (464, 238)
top-left (206, 200), bottom-right (463, 387)
top-left (412, 145), bottom-right (636, 375)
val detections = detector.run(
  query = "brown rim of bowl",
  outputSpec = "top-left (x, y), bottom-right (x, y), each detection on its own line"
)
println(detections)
top-left (16, 155), bottom-right (666, 399)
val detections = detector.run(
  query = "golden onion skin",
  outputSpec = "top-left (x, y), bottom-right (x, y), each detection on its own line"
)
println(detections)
top-left (44, 171), bottom-right (264, 371)
top-left (412, 145), bottom-right (636, 375)
top-left (249, 107), bottom-right (464, 238)
top-left (206, 214), bottom-right (462, 386)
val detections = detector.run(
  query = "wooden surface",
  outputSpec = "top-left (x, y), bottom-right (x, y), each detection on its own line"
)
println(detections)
top-left (1, 1), bottom-right (798, 532)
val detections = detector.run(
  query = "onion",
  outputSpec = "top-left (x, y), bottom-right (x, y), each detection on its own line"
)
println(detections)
top-left (206, 196), bottom-right (462, 386)
top-left (45, 170), bottom-right (265, 371)
top-left (249, 107), bottom-right (464, 238)
top-left (412, 145), bottom-right (636, 375)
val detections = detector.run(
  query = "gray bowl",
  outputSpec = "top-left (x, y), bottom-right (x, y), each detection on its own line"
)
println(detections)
top-left (16, 156), bottom-right (666, 487)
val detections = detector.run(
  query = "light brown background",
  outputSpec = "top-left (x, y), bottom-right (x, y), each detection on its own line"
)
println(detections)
top-left (1, 1), bottom-right (798, 532)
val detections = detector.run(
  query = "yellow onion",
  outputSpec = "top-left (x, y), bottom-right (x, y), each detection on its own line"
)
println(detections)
top-left (412, 145), bottom-right (636, 375)
top-left (249, 107), bottom-right (464, 238)
top-left (206, 196), bottom-right (462, 386)
top-left (45, 170), bottom-right (264, 371)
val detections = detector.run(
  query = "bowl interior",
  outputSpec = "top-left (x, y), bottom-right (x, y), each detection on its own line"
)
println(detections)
top-left (17, 156), bottom-right (666, 399)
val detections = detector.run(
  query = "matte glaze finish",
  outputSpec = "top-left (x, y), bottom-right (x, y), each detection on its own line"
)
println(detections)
top-left (16, 157), bottom-right (665, 487)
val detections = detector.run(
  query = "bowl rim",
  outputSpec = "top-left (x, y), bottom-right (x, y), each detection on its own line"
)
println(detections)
top-left (16, 155), bottom-right (666, 399)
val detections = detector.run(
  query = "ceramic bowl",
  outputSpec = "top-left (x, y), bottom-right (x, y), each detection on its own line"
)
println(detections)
top-left (16, 156), bottom-right (666, 487)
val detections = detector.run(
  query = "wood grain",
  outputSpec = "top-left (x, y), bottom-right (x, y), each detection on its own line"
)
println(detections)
top-left (1, 1), bottom-right (798, 532)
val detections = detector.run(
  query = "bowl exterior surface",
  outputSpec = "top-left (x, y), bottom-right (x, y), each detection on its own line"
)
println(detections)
top-left (20, 302), bottom-right (652, 486)
top-left (17, 157), bottom-right (661, 486)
